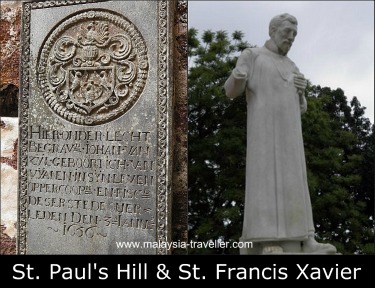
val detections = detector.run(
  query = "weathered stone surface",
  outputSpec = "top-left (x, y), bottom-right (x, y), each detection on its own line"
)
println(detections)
top-left (0, 0), bottom-right (187, 256)
top-left (0, 1), bottom-right (21, 87)
top-left (18, 0), bottom-right (183, 254)
top-left (0, 225), bottom-right (16, 254)
top-left (171, 0), bottom-right (188, 254)
top-left (0, 117), bottom-right (18, 255)
top-left (0, 0), bottom-right (21, 255)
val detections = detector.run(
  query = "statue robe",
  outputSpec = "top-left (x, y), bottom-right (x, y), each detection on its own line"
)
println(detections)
top-left (224, 46), bottom-right (315, 242)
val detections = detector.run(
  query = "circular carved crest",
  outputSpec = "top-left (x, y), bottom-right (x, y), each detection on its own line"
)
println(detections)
top-left (37, 10), bottom-right (148, 125)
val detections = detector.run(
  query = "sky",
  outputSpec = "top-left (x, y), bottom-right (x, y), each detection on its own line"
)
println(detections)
top-left (188, 1), bottom-right (374, 123)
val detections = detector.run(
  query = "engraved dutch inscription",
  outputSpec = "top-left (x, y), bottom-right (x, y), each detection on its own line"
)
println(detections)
top-left (25, 126), bottom-right (156, 242)
top-left (18, 1), bottom-right (175, 255)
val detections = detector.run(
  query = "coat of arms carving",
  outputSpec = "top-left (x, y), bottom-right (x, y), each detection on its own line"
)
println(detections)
top-left (37, 10), bottom-right (148, 125)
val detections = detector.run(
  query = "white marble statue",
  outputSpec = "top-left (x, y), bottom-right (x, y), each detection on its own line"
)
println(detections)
top-left (224, 13), bottom-right (337, 254)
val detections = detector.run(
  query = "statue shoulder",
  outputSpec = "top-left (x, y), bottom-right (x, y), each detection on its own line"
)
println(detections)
top-left (240, 47), bottom-right (261, 60)
top-left (243, 47), bottom-right (262, 54)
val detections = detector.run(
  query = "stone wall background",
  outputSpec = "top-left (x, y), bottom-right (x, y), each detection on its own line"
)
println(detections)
top-left (0, 118), bottom-right (18, 254)
top-left (0, 1), bottom-right (21, 255)
top-left (0, 1), bottom-right (20, 88)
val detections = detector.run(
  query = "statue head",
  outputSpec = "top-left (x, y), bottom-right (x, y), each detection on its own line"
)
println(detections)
top-left (268, 13), bottom-right (298, 56)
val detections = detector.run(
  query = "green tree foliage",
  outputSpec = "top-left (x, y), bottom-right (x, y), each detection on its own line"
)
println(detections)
top-left (302, 86), bottom-right (374, 254)
top-left (188, 29), bottom-right (374, 254)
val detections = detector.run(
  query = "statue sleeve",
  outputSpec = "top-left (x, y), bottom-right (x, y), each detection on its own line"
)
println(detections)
top-left (293, 63), bottom-right (308, 114)
top-left (300, 94), bottom-right (307, 114)
top-left (224, 49), bottom-right (253, 99)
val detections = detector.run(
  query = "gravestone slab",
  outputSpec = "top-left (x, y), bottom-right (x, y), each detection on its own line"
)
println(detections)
top-left (18, 0), bottom-right (178, 254)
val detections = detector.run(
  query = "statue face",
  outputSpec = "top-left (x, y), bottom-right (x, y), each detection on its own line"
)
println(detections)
top-left (272, 21), bottom-right (297, 55)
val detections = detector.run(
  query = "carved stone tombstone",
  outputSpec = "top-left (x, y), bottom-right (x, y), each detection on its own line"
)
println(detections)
top-left (18, 0), bottom-right (187, 254)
